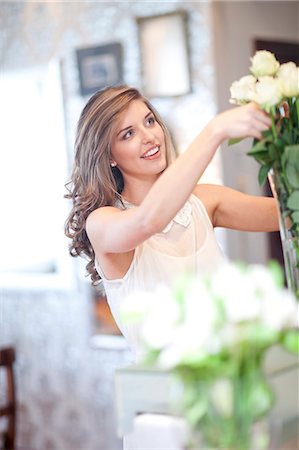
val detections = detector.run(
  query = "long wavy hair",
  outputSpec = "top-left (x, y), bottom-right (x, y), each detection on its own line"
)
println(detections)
top-left (65, 85), bottom-right (176, 286)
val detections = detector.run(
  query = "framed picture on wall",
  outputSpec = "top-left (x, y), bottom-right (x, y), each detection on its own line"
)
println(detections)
top-left (137, 11), bottom-right (191, 97)
top-left (76, 43), bottom-right (123, 96)
top-left (254, 38), bottom-right (299, 65)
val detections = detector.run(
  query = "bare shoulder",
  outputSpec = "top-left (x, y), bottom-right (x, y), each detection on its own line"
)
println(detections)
top-left (85, 201), bottom-right (146, 259)
top-left (85, 205), bottom-right (121, 253)
top-left (86, 205), bottom-right (120, 235)
top-left (86, 206), bottom-right (135, 279)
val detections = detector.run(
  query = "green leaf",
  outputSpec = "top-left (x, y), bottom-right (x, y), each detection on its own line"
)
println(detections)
top-left (285, 145), bottom-right (299, 164)
top-left (282, 331), bottom-right (299, 354)
top-left (291, 210), bottom-right (299, 225)
top-left (262, 129), bottom-right (274, 140)
top-left (281, 128), bottom-right (295, 146)
top-left (185, 396), bottom-right (207, 426)
top-left (258, 165), bottom-right (270, 187)
top-left (268, 144), bottom-right (280, 160)
top-left (247, 377), bottom-right (274, 420)
top-left (228, 137), bottom-right (244, 146)
top-left (287, 190), bottom-right (299, 211)
top-left (247, 140), bottom-right (269, 155)
top-left (251, 152), bottom-right (272, 166)
top-left (284, 145), bottom-right (299, 188)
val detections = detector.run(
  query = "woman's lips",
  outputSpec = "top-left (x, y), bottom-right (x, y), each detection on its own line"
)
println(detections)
top-left (141, 145), bottom-right (160, 159)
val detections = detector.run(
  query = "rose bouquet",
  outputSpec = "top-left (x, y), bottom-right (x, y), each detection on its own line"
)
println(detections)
top-left (229, 50), bottom-right (299, 297)
top-left (121, 262), bottom-right (299, 449)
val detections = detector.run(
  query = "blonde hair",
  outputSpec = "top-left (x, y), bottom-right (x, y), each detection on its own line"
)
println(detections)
top-left (65, 85), bottom-right (176, 285)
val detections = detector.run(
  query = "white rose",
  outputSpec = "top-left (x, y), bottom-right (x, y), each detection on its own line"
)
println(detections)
top-left (277, 62), bottom-right (299, 97)
top-left (141, 285), bottom-right (180, 349)
top-left (183, 279), bottom-right (217, 341)
top-left (229, 75), bottom-right (257, 105)
top-left (210, 264), bottom-right (260, 323)
top-left (247, 264), bottom-right (278, 295)
top-left (253, 76), bottom-right (283, 111)
top-left (157, 325), bottom-right (206, 368)
top-left (261, 289), bottom-right (298, 331)
top-left (250, 50), bottom-right (280, 77)
top-left (121, 290), bottom-right (153, 323)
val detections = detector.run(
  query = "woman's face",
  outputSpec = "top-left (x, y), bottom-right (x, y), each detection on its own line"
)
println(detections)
top-left (110, 99), bottom-right (166, 183)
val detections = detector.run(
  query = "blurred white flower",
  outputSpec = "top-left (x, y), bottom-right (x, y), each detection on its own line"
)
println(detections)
top-left (230, 75), bottom-right (257, 105)
top-left (210, 264), bottom-right (260, 323)
top-left (120, 290), bottom-right (153, 323)
top-left (122, 262), bottom-right (298, 373)
top-left (277, 62), bottom-right (299, 97)
top-left (183, 279), bottom-right (217, 341)
top-left (253, 76), bottom-right (283, 111)
top-left (141, 284), bottom-right (180, 349)
top-left (261, 289), bottom-right (298, 331)
top-left (157, 325), bottom-right (206, 368)
top-left (247, 264), bottom-right (279, 296)
top-left (250, 50), bottom-right (280, 77)
top-left (121, 259), bottom-right (298, 450)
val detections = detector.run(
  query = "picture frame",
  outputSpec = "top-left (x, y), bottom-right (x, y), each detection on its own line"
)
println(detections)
top-left (76, 42), bottom-right (123, 96)
top-left (254, 38), bottom-right (299, 65)
top-left (137, 11), bottom-right (191, 98)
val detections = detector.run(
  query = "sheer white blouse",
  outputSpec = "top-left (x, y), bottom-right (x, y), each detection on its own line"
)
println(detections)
top-left (96, 194), bottom-right (227, 358)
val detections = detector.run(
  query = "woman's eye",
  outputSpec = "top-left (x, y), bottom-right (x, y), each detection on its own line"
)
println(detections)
top-left (123, 129), bottom-right (133, 140)
top-left (147, 116), bottom-right (155, 125)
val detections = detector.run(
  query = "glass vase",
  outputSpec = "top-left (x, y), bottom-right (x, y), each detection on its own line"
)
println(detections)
top-left (182, 356), bottom-right (272, 450)
top-left (268, 169), bottom-right (299, 299)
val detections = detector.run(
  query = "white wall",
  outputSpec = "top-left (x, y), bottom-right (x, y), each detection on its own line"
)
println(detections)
top-left (211, 0), bottom-right (299, 264)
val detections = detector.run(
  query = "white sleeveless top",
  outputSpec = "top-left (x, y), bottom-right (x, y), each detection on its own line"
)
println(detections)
top-left (96, 194), bottom-right (227, 358)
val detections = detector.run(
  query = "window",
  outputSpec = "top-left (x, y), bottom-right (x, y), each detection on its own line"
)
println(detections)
top-left (0, 62), bottom-right (73, 290)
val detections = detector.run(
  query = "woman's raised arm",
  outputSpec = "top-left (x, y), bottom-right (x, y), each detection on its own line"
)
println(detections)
top-left (87, 103), bottom-right (271, 255)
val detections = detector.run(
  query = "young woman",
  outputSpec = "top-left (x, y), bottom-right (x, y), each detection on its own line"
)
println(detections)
top-left (65, 85), bottom-right (278, 356)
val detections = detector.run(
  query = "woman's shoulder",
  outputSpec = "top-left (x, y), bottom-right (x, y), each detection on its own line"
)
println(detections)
top-left (86, 205), bottom-right (121, 235)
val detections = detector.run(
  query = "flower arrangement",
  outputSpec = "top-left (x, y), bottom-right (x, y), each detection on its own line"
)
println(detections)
top-left (121, 262), bottom-right (299, 449)
top-left (229, 49), bottom-right (299, 191)
top-left (229, 50), bottom-right (299, 297)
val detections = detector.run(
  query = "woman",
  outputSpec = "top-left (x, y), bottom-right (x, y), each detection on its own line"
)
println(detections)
top-left (65, 84), bottom-right (278, 356)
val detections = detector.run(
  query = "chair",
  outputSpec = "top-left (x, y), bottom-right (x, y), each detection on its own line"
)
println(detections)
top-left (0, 348), bottom-right (16, 450)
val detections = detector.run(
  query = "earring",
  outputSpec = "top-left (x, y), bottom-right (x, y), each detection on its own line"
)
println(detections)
top-left (110, 161), bottom-right (117, 167)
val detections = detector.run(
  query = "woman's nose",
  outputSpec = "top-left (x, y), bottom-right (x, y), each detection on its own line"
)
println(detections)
top-left (141, 127), bottom-right (155, 143)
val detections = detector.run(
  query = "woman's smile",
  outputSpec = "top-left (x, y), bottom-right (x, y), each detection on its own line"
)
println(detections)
top-left (141, 145), bottom-right (161, 159)
top-left (111, 99), bottom-right (166, 178)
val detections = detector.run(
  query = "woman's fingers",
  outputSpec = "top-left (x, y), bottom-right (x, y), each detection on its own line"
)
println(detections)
top-left (211, 102), bottom-right (272, 142)
top-left (253, 118), bottom-right (270, 132)
top-left (251, 129), bottom-right (264, 140)
top-left (247, 102), bottom-right (271, 126)
top-left (240, 103), bottom-right (271, 139)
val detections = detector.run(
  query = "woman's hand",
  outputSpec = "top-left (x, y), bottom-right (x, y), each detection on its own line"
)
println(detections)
top-left (210, 102), bottom-right (271, 142)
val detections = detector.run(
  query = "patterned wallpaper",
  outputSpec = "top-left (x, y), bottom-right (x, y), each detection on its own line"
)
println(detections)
top-left (0, 1), bottom-right (219, 173)
top-left (0, 287), bottom-right (133, 450)
top-left (0, 2), bottom-right (217, 449)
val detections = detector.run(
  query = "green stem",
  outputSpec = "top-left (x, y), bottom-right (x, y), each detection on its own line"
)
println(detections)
top-left (288, 98), bottom-right (293, 131)
top-left (296, 97), bottom-right (299, 129)
top-left (271, 116), bottom-right (277, 141)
